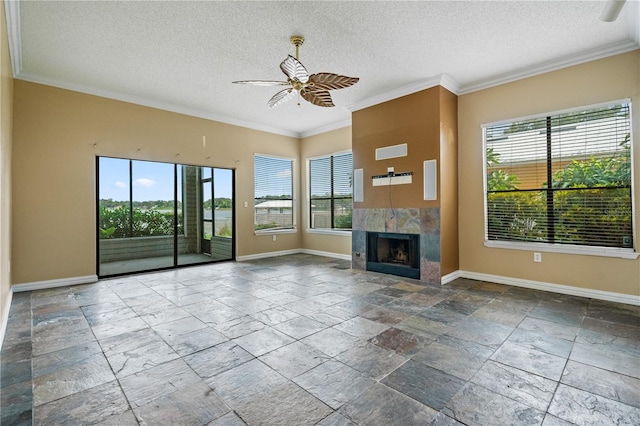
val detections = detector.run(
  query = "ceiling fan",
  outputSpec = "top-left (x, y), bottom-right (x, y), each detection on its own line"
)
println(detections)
top-left (233, 35), bottom-right (359, 108)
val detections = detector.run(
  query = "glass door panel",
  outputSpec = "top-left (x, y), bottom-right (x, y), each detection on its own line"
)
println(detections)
top-left (98, 157), bottom-right (131, 276)
top-left (201, 179), bottom-right (213, 255)
top-left (129, 160), bottom-right (175, 271)
top-left (98, 158), bottom-right (175, 276)
top-left (177, 165), bottom-right (212, 266)
top-left (212, 168), bottom-right (233, 260)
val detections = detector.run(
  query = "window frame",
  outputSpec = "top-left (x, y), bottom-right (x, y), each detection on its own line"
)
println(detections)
top-left (253, 153), bottom-right (296, 235)
top-left (307, 150), bottom-right (353, 234)
top-left (482, 99), bottom-right (638, 259)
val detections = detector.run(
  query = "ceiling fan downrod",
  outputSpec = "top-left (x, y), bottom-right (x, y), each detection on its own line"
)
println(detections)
top-left (290, 35), bottom-right (304, 61)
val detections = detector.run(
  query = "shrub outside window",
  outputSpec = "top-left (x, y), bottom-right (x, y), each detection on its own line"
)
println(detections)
top-left (483, 101), bottom-right (633, 250)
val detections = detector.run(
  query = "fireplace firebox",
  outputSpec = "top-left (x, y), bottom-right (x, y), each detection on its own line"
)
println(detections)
top-left (366, 232), bottom-right (420, 279)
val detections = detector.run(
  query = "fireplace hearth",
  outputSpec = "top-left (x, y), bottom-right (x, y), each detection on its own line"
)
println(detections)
top-left (367, 232), bottom-right (420, 279)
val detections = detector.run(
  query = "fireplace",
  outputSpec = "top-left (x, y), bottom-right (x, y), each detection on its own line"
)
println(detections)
top-left (366, 232), bottom-right (420, 279)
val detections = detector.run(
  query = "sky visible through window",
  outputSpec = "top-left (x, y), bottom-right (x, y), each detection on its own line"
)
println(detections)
top-left (99, 157), bottom-right (233, 201)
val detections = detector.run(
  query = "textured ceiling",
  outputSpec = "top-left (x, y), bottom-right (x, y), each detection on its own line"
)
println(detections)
top-left (8, 1), bottom-right (640, 137)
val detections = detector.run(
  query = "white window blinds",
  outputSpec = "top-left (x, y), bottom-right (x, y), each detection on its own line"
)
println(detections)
top-left (309, 152), bottom-right (353, 229)
top-left (254, 155), bottom-right (294, 231)
top-left (484, 101), bottom-right (633, 249)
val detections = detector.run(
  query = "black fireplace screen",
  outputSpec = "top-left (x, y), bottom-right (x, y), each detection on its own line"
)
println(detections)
top-left (366, 232), bottom-right (420, 278)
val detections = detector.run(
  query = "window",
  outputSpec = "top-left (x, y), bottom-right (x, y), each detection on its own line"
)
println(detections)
top-left (254, 155), bottom-right (294, 231)
top-left (484, 101), bottom-right (633, 252)
top-left (309, 152), bottom-right (353, 230)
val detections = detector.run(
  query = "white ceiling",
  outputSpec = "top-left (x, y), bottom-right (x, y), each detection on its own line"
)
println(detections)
top-left (6, 1), bottom-right (640, 137)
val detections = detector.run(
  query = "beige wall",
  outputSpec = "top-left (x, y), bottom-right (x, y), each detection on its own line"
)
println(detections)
top-left (12, 81), bottom-right (302, 284)
top-left (300, 126), bottom-right (352, 256)
top-left (352, 87), bottom-right (441, 210)
top-left (439, 87), bottom-right (459, 275)
top-left (0, 1), bottom-right (13, 325)
top-left (458, 50), bottom-right (640, 297)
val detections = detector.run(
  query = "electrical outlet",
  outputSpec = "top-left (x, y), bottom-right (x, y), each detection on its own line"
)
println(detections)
top-left (533, 252), bottom-right (542, 262)
top-left (272, 235), bottom-right (277, 242)
top-left (243, 201), bottom-right (248, 208)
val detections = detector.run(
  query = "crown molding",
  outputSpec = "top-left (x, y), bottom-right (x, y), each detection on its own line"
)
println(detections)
top-left (628, 0), bottom-right (640, 45)
top-left (346, 74), bottom-right (461, 113)
top-left (300, 119), bottom-right (352, 139)
top-left (439, 74), bottom-right (462, 95)
top-left (313, 37), bottom-right (639, 132)
top-left (458, 40), bottom-right (639, 95)
top-left (4, 0), bottom-right (22, 76)
top-left (15, 73), bottom-right (301, 138)
top-left (8, 0), bottom-right (637, 139)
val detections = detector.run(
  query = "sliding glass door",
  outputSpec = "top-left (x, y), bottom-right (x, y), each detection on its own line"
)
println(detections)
top-left (97, 157), bottom-right (234, 277)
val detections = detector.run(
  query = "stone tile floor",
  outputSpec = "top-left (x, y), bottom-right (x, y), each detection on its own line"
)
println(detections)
top-left (1, 254), bottom-right (639, 425)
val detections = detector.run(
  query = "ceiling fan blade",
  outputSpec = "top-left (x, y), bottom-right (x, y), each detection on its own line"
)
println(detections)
top-left (268, 88), bottom-right (295, 108)
top-left (300, 89), bottom-right (334, 107)
top-left (232, 80), bottom-right (289, 86)
top-left (309, 73), bottom-right (359, 90)
top-left (600, 0), bottom-right (626, 21)
top-left (280, 55), bottom-right (309, 83)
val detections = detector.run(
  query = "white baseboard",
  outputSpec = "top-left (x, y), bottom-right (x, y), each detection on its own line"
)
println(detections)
top-left (237, 252), bottom-right (639, 305)
top-left (300, 249), bottom-right (351, 261)
top-left (12, 275), bottom-right (98, 293)
top-left (236, 249), bottom-right (303, 262)
top-left (0, 288), bottom-right (13, 351)
top-left (455, 270), bottom-right (640, 306)
top-left (2, 274), bottom-right (97, 349)
top-left (441, 270), bottom-right (463, 285)
top-left (237, 249), bottom-right (351, 262)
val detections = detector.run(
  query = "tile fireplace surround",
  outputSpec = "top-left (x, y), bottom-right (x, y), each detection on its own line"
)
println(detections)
top-left (352, 208), bottom-right (441, 283)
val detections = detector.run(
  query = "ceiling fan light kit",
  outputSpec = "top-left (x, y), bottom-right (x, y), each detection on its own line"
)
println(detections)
top-left (233, 35), bottom-right (359, 108)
